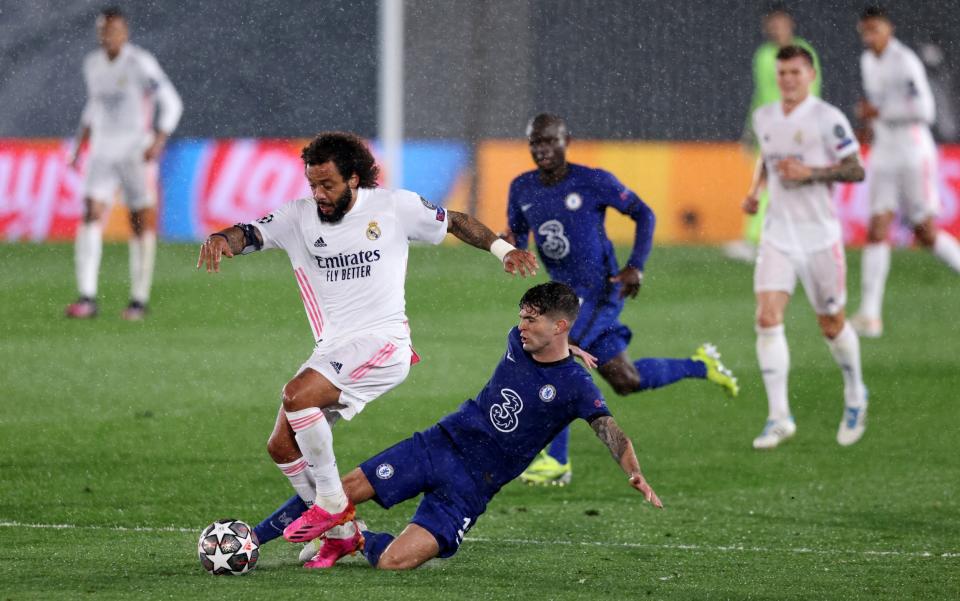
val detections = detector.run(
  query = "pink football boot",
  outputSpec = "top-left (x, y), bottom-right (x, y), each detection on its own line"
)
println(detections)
top-left (283, 501), bottom-right (356, 543)
top-left (303, 524), bottom-right (365, 569)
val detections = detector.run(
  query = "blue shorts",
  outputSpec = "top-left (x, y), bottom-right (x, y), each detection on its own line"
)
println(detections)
top-left (359, 425), bottom-right (489, 559)
top-left (570, 291), bottom-right (632, 366)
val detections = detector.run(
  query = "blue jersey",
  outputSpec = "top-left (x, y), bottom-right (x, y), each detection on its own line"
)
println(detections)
top-left (507, 163), bottom-right (655, 298)
top-left (437, 328), bottom-right (610, 494)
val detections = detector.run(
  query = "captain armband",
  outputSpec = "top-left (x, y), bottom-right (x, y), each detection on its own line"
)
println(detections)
top-left (235, 223), bottom-right (263, 255)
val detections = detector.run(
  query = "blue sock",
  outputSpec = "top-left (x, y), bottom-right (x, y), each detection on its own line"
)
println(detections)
top-left (546, 427), bottom-right (569, 464)
top-left (252, 494), bottom-right (309, 545)
top-left (361, 530), bottom-right (395, 568)
top-left (634, 358), bottom-right (706, 391)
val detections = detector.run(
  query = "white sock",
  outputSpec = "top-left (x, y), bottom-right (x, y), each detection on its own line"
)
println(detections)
top-left (756, 324), bottom-right (791, 420)
top-left (276, 457), bottom-right (316, 506)
top-left (130, 231), bottom-right (156, 303)
top-left (859, 243), bottom-right (890, 320)
top-left (825, 322), bottom-right (866, 408)
top-left (326, 521), bottom-right (357, 539)
top-left (932, 231), bottom-right (960, 273)
top-left (75, 222), bottom-right (103, 298)
top-left (285, 407), bottom-right (347, 513)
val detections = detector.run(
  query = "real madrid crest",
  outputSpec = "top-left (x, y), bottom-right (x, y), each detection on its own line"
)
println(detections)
top-left (793, 130), bottom-right (803, 145)
top-left (539, 384), bottom-right (557, 402)
top-left (564, 193), bottom-right (582, 211)
top-left (366, 221), bottom-right (381, 240)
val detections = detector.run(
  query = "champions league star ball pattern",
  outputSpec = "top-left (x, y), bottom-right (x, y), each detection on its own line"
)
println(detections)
top-left (197, 519), bottom-right (260, 575)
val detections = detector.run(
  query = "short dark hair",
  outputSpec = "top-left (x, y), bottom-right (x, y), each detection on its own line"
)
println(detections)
top-left (519, 282), bottom-right (579, 323)
top-left (300, 132), bottom-right (380, 188)
top-left (764, 2), bottom-right (792, 18)
top-left (100, 6), bottom-right (125, 20)
top-left (860, 5), bottom-right (890, 22)
top-left (776, 45), bottom-right (815, 67)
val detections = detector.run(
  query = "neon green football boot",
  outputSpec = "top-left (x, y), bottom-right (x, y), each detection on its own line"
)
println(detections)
top-left (519, 451), bottom-right (572, 486)
top-left (692, 343), bottom-right (739, 398)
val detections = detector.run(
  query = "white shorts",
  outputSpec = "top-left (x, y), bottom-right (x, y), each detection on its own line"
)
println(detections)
top-left (754, 240), bottom-right (847, 316)
top-left (868, 156), bottom-right (940, 225)
top-left (297, 333), bottom-right (413, 421)
top-left (83, 154), bottom-right (157, 210)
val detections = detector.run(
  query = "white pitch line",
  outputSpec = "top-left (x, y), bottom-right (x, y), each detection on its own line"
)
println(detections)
top-left (1, 521), bottom-right (957, 559)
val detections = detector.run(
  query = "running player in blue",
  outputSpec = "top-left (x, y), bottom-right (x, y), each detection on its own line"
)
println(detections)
top-left (253, 282), bottom-right (663, 569)
top-left (502, 114), bottom-right (739, 486)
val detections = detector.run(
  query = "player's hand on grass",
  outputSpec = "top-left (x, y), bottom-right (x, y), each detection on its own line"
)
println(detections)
top-left (629, 471), bottom-right (663, 508)
top-left (197, 234), bottom-right (234, 273)
top-left (775, 158), bottom-right (813, 184)
top-left (569, 345), bottom-right (597, 369)
top-left (503, 249), bottom-right (538, 277)
top-left (742, 195), bottom-right (760, 215)
top-left (610, 266), bottom-right (642, 299)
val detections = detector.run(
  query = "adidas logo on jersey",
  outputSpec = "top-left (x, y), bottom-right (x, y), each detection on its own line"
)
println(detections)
top-left (314, 236), bottom-right (327, 248)
top-left (330, 361), bottom-right (343, 374)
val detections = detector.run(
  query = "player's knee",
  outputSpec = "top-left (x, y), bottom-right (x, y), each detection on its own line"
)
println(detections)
top-left (610, 374), bottom-right (639, 396)
top-left (914, 224), bottom-right (937, 247)
top-left (265, 433), bottom-right (287, 463)
top-left (281, 382), bottom-right (307, 412)
top-left (756, 311), bottom-right (782, 329)
top-left (819, 316), bottom-right (844, 339)
top-left (376, 553), bottom-right (420, 571)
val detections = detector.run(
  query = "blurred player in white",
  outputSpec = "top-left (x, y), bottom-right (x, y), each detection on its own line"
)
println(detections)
top-left (196, 132), bottom-right (538, 568)
top-left (66, 6), bottom-right (183, 320)
top-left (743, 46), bottom-right (868, 450)
top-left (851, 6), bottom-right (960, 337)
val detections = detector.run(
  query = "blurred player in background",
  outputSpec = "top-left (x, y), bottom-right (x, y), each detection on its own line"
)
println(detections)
top-left (744, 46), bottom-right (867, 450)
top-left (196, 132), bottom-right (538, 568)
top-left (501, 114), bottom-right (738, 486)
top-left (66, 7), bottom-right (182, 320)
top-left (851, 6), bottom-right (960, 338)
top-left (256, 282), bottom-right (662, 569)
top-left (725, 3), bottom-right (822, 263)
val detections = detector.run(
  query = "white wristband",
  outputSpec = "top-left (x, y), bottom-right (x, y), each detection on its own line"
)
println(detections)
top-left (490, 238), bottom-right (516, 262)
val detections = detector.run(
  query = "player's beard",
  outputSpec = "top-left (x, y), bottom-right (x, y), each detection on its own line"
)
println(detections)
top-left (318, 186), bottom-right (353, 223)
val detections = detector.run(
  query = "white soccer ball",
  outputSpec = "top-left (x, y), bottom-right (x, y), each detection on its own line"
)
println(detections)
top-left (197, 518), bottom-right (260, 575)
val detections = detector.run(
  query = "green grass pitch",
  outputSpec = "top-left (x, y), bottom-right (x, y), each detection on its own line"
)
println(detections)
top-left (0, 242), bottom-right (957, 600)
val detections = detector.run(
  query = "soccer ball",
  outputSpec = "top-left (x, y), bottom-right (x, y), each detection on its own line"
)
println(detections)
top-left (197, 518), bottom-right (260, 575)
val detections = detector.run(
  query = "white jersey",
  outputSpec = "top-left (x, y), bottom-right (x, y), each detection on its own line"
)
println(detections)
top-left (861, 38), bottom-right (937, 166)
top-left (251, 188), bottom-right (449, 349)
top-left (753, 95), bottom-right (860, 254)
top-left (80, 43), bottom-right (183, 159)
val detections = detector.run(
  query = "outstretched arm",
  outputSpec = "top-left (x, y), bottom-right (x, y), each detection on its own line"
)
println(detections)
top-left (447, 210), bottom-right (539, 277)
top-left (196, 224), bottom-right (263, 272)
top-left (743, 158), bottom-right (768, 215)
top-left (591, 416), bottom-right (663, 508)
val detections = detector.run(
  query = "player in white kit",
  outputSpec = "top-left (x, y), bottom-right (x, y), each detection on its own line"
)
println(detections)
top-left (66, 7), bottom-right (183, 321)
top-left (851, 6), bottom-right (960, 338)
top-left (743, 46), bottom-right (868, 450)
top-left (196, 132), bottom-right (538, 567)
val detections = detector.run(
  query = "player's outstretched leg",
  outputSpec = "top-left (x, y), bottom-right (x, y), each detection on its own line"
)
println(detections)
top-left (253, 494), bottom-right (309, 546)
top-left (519, 429), bottom-right (571, 486)
top-left (599, 348), bottom-right (737, 398)
top-left (361, 523), bottom-right (440, 570)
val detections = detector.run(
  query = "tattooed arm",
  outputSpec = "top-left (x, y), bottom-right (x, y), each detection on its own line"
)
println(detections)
top-left (776, 154), bottom-right (865, 185)
top-left (447, 210), bottom-right (539, 277)
top-left (591, 415), bottom-right (663, 507)
top-left (196, 224), bottom-right (263, 273)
